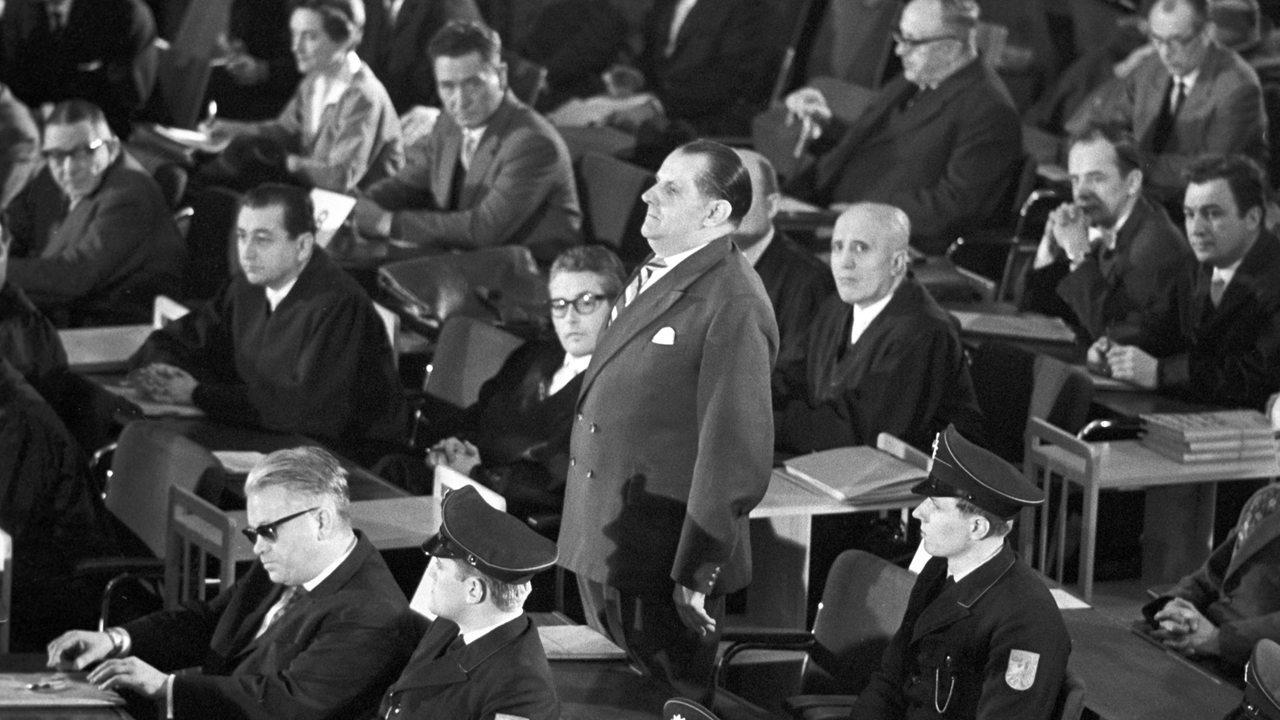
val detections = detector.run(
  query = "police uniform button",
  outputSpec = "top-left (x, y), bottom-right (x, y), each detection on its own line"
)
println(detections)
top-left (586, 470), bottom-right (595, 478)
top-left (577, 413), bottom-right (584, 421)
top-left (590, 423), bottom-right (599, 433)
top-left (569, 457), bottom-right (576, 466)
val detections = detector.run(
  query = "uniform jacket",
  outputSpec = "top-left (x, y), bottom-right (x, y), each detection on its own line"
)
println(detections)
top-left (254, 59), bottom-right (404, 193)
top-left (366, 92), bottom-right (582, 265)
top-left (1071, 41), bottom-right (1266, 200)
top-left (852, 546), bottom-right (1071, 720)
top-left (377, 614), bottom-right (559, 720)
top-left (1024, 195), bottom-right (1192, 342)
top-left (128, 248), bottom-right (407, 446)
top-left (6, 152), bottom-right (184, 326)
top-left (1134, 230), bottom-right (1280, 410)
top-left (774, 275), bottom-right (983, 455)
top-left (638, 0), bottom-right (774, 133)
top-left (358, 0), bottom-right (481, 113)
top-left (558, 237), bottom-right (778, 596)
top-left (124, 532), bottom-right (420, 720)
top-left (788, 59), bottom-right (1022, 255)
top-left (752, 230), bottom-right (834, 353)
top-left (1145, 485), bottom-right (1280, 668)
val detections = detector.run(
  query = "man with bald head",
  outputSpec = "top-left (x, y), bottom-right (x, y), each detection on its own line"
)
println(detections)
top-left (774, 202), bottom-right (983, 454)
top-left (731, 149), bottom-right (833, 352)
top-left (783, 0), bottom-right (1021, 254)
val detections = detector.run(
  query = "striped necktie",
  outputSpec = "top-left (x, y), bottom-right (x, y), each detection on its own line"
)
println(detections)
top-left (610, 258), bottom-right (666, 322)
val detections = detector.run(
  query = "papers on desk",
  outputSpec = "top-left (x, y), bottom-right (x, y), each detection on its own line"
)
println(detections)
top-left (1141, 410), bottom-right (1278, 462)
top-left (780, 446), bottom-right (926, 503)
top-left (149, 124), bottom-right (231, 154)
top-left (213, 450), bottom-right (265, 474)
top-left (0, 673), bottom-right (123, 707)
top-left (1050, 588), bottom-right (1090, 610)
top-left (310, 188), bottom-right (357, 249)
top-left (99, 383), bottom-right (205, 418)
top-left (949, 310), bottom-right (1078, 344)
top-left (538, 624), bottom-right (627, 661)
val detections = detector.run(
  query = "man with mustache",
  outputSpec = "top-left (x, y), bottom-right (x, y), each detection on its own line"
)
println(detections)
top-left (1024, 124), bottom-right (1192, 342)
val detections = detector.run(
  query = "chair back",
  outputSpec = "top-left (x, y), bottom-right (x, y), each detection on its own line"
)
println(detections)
top-left (577, 152), bottom-right (655, 268)
top-left (0, 528), bottom-right (10, 652)
top-left (807, 549), bottom-right (916, 694)
top-left (423, 316), bottom-right (524, 409)
top-left (1054, 667), bottom-right (1087, 720)
top-left (378, 245), bottom-right (549, 328)
top-left (165, 484), bottom-right (240, 608)
top-left (107, 421), bottom-right (222, 559)
top-left (803, 0), bottom-right (899, 89)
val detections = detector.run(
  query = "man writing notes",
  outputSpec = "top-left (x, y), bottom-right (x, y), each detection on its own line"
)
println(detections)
top-left (1023, 125), bottom-right (1192, 342)
top-left (558, 140), bottom-right (778, 700)
top-left (1089, 154), bottom-right (1280, 410)
top-left (47, 447), bottom-right (419, 720)
top-left (851, 425), bottom-right (1071, 720)
top-left (378, 485), bottom-right (560, 719)
top-left (128, 183), bottom-right (406, 459)
top-left (354, 20), bottom-right (581, 264)
top-left (773, 203), bottom-right (983, 455)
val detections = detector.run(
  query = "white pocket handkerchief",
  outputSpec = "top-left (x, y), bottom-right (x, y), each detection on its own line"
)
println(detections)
top-left (651, 326), bottom-right (676, 345)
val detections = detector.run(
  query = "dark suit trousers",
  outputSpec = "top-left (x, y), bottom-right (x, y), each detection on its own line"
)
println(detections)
top-left (576, 576), bottom-right (724, 703)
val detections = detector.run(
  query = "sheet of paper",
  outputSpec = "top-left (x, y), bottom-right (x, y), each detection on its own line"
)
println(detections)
top-left (310, 189), bottom-right (357, 249)
top-left (100, 383), bottom-right (205, 418)
top-left (1051, 588), bottom-right (1091, 610)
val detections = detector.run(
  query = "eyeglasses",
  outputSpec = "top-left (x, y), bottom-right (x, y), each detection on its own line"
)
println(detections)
top-left (892, 31), bottom-right (961, 49)
top-left (548, 292), bottom-right (613, 317)
top-left (241, 507), bottom-right (319, 543)
top-left (1148, 27), bottom-right (1205, 51)
top-left (41, 138), bottom-right (105, 164)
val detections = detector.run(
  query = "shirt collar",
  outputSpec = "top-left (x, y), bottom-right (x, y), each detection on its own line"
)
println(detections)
top-left (301, 533), bottom-right (357, 592)
top-left (1174, 66), bottom-right (1200, 91)
top-left (947, 540), bottom-right (1005, 583)
top-left (265, 276), bottom-right (300, 311)
top-left (1088, 196), bottom-right (1137, 250)
top-left (849, 282), bottom-right (898, 344)
top-left (1213, 256), bottom-right (1245, 288)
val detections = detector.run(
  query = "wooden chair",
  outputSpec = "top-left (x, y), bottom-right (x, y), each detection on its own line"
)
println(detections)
top-left (166, 484), bottom-right (241, 608)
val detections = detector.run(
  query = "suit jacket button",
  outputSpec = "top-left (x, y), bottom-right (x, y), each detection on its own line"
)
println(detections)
top-left (569, 457), bottom-right (576, 467)
top-left (590, 423), bottom-right (599, 433)
top-left (577, 413), bottom-right (584, 421)
top-left (586, 470), bottom-right (595, 478)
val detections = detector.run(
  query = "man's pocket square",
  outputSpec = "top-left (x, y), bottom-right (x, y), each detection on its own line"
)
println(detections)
top-left (651, 326), bottom-right (676, 345)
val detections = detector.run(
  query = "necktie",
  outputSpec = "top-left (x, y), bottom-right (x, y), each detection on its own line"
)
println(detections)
top-left (610, 258), bottom-right (666, 322)
top-left (1235, 484), bottom-right (1280, 555)
top-left (257, 585), bottom-right (305, 637)
top-left (1150, 77), bottom-right (1184, 154)
top-left (1210, 275), bottom-right (1227, 307)
top-left (1170, 78), bottom-right (1186, 117)
top-left (460, 132), bottom-right (480, 172)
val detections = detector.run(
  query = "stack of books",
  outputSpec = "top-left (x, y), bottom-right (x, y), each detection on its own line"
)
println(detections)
top-left (780, 446), bottom-right (926, 503)
top-left (1140, 410), bottom-right (1278, 462)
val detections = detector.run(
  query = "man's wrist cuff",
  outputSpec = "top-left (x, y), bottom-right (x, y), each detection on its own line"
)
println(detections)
top-left (105, 627), bottom-right (131, 658)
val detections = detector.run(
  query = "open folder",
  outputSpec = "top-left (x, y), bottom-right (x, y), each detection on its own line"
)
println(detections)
top-left (780, 446), bottom-right (926, 503)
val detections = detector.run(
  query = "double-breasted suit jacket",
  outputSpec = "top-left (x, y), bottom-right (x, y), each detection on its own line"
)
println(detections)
top-left (558, 237), bottom-right (778, 597)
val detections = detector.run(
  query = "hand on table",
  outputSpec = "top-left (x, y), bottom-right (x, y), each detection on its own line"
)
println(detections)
top-left (46, 630), bottom-right (113, 671)
top-left (87, 657), bottom-right (168, 698)
top-left (673, 584), bottom-right (716, 637)
top-left (127, 363), bottom-right (198, 405)
top-left (1153, 598), bottom-right (1220, 657)
top-left (426, 436), bottom-right (482, 476)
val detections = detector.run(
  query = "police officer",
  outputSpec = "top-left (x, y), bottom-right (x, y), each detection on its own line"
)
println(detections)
top-left (851, 424), bottom-right (1072, 720)
top-left (378, 485), bottom-right (560, 720)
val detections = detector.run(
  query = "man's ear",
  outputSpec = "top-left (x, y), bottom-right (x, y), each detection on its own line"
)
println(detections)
top-left (295, 231), bottom-right (317, 263)
top-left (465, 575), bottom-right (488, 605)
top-left (705, 199), bottom-right (732, 227)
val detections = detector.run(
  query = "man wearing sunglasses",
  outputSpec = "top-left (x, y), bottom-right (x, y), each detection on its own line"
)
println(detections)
top-left (782, 0), bottom-right (1022, 256)
top-left (5, 99), bottom-right (183, 325)
top-left (46, 446), bottom-right (420, 720)
top-left (1070, 0), bottom-right (1265, 205)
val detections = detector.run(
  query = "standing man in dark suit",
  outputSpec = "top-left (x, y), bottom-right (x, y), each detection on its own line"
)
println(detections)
top-left (773, 203), bottom-right (983, 455)
top-left (852, 425), bottom-right (1070, 719)
top-left (378, 485), bottom-right (560, 719)
top-left (731, 149), bottom-right (834, 354)
top-left (559, 140), bottom-right (778, 700)
top-left (47, 447), bottom-right (420, 720)
top-left (1092, 154), bottom-right (1280, 410)
top-left (784, 0), bottom-right (1023, 255)
top-left (355, 20), bottom-right (581, 265)
top-left (1024, 125), bottom-right (1192, 342)
top-left (1069, 0), bottom-right (1266, 204)
top-left (358, 0), bottom-right (482, 113)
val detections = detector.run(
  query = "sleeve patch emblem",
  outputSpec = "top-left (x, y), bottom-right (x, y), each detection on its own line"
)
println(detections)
top-left (1005, 649), bottom-right (1040, 691)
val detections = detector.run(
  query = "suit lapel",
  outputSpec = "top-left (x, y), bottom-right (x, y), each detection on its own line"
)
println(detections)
top-left (578, 239), bottom-right (729, 406)
top-left (459, 97), bottom-right (516, 208)
top-left (1226, 505), bottom-right (1280, 580)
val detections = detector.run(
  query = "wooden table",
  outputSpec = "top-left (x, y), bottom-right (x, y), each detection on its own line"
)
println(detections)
top-left (1063, 608), bottom-right (1240, 720)
top-left (0, 655), bottom-right (134, 719)
top-left (1024, 417), bottom-right (1280, 601)
top-left (743, 470), bottom-right (918, 628)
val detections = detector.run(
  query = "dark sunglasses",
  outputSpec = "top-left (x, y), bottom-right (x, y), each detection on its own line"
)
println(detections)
top-left (41, 137), bottom-right (105, 164)
top-left (548, 292), bottom-right (613, 317)
top-left (242, 507), bottom-right (319, 543)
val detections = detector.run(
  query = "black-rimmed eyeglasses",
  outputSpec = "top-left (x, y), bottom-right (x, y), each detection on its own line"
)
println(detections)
top-left (242, 507), bottom-right (319, 543)
top-left (892, 31), bottom-right (962, 49)
top-left (41, 138), bottom-right (105, 164)
top-left (548, 292), bottom-right (613, 317)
